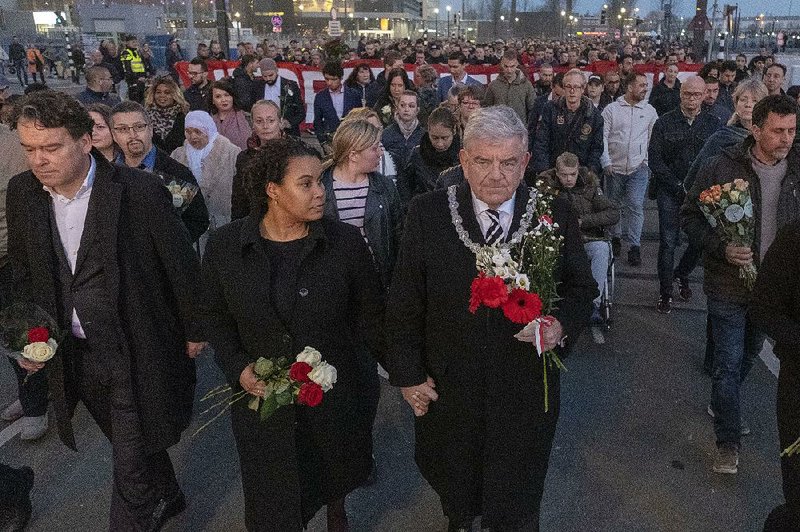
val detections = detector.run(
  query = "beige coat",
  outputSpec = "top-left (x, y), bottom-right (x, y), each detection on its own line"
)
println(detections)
top-left (172, 134), bottom-right (240, 231)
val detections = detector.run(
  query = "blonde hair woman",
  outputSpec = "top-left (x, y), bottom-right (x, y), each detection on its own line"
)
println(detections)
top-left (144, 76), bottom-right (191, 153)
top-left (340, 107), bottom-right (397, 180)
top-left (321, 118), bottom-right (402, 290)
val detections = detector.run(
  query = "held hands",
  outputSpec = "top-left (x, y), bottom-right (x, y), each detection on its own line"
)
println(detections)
top-left (186, 341), bottom-right (207, 359)
top-left (239, 363), bottom-right (266, 398)
top-left (514, 317), bottom-right (565, 352)
top-left (724, 244), bottom-right (753, 267)
top-left (401, 376), bottom-right (438, 417)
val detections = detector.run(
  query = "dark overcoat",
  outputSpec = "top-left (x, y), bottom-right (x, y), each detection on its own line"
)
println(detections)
top-left (386, 181), bottom-right (596, 528)
top-left (6, 153), bottom-right (203, 453)
top-left (201, 214), bottom-right (386, 530)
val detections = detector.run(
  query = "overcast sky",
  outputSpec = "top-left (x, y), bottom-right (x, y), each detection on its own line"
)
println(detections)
top-left (577, 0), bottom-right (798, 18)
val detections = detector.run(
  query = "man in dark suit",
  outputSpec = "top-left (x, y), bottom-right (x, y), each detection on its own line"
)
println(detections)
top-left (250, 58), bottom-right (305, 137)
top-left (7, 90), bottom-right (205, 531)
top-left (313, 61), bottom-right (361, 153)
top-left (386, 105), bottom-right (597, 531)
top-left (110, 101), bottom-right (209, 243)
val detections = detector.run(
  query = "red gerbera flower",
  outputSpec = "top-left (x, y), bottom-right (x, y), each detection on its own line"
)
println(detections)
top-left (27, 327), bottom-right (49, 344)
top-left (469, 273), bottom-right (509, 313)
top-left (502, 289), bottom-right (543, 324)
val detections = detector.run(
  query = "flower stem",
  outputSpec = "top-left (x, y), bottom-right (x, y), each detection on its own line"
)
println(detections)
top-left (192, 392), bottom-right (249, 437)
top-left (782, 436), bottom-right (800, 457)
top-left (543, 355), bottom-right (549, 413)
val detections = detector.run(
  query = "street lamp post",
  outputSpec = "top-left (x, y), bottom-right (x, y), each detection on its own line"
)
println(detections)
top-left (446, 5), bottom-right (452, 37)
top-left (234, 11), bottom-right (241, 42)
top-left (434, 7), bottom-right (439, 37)
top-left (560, 10), bottom-right (566, 39)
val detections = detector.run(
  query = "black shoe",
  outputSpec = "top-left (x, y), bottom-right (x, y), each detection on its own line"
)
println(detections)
top-left (657, 295), bottom-right (672, 314)
top-left (148, 490), bottom-right (186, 532)
top-left (0, 466), bottom-right (34, 532)
top-left (612, 237), bottom-right (621, 258)
top-left (627, 246), bottom-right (641, 267)
top-left (676, 277), bottom-right (693, 301)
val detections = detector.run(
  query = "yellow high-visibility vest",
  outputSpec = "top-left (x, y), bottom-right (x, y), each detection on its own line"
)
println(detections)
top-left (121, 48), bottom-right (145, 73)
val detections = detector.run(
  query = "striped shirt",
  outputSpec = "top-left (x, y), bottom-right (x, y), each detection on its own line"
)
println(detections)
top-left (333, 178), bottom-right (370, 239)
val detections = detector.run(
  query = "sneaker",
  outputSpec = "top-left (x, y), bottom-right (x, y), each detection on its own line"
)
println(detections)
top-left (627, 246), bottom-right (641, 266)
top-left (657, 295), bottom-right (672, 314)
top-left (612, 237), bottom-right (621, 258)
top-left (713, 443), bottom-right (739, 474)
top-left (20, 415), bottom-right (48, 441)
top-left (676, 277), bottom-right (693, 301)
top-left (707, 405), bottom-right (751, 435)
top-left (1, 399), bottom-right (23, 422)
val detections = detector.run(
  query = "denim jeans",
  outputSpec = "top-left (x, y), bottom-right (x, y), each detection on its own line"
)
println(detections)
top-left (656, 188), bottom-right (702, 297)
top-left (605, 165), bottom-right (649, 248)
top-left (707, 297), bottom-right (764, 446)
top-left (584, 240), bottom-right (610, 306)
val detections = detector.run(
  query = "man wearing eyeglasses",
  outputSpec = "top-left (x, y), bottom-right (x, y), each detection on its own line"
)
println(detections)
top-left (183, 58), bottom-right (210, 112)
top-left (110, 101), bottom-right (209, 243)
top-left (387, 105), bottom-right (596, 532)
top-left (532, 69), bottom-right (604, 176)
top-left (648, 76), bottom-right (719, 314)
top-left (76, 66), bottom-right (121, 107)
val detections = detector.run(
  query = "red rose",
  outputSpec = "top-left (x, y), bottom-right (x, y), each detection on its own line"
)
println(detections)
top-left (289, 361), bottom-right (313, 383)
top-left (502, 289), bottom-right (543, 324)
top-left (297, 382), bottom-right (324, 407)
top-left (539, 215), bottom-right (553, 225)
top-left (469, 273), bottom-right (508, 314)
top-left (27, 327), bottom-right (49, 344)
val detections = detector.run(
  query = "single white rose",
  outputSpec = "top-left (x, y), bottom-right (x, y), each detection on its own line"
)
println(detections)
top-left (287, 88), bottom-right (294, 96)
top-left (308, 361), bottom-right (337, 392)
top-left (22, 339), bottom-right (57, 363)
top-left (296, 346), bottom-right (322, 367)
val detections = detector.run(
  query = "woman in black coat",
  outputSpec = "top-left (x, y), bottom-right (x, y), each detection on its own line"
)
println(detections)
top-left (751, 221), bottom-right (800, 531)
top-left (397, 106), bottom-right (460, 204)
top-left (202, 138), bottom-right (386, 532)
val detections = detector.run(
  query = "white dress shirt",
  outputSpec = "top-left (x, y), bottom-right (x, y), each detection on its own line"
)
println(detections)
top-left (44, 155), bottom-right (96, 339)
top-left (600, 95), bottom-right (658, 175)
top-left (471, 191), bottom-right (516, 241)
top-left (263, 77), bottom-right (282, 108)
top-left (329, 86), bottom-right (345, 119)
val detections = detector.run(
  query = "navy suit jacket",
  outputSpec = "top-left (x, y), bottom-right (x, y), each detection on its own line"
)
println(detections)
top-left (313, 87), bottom-right (362, 143)
top-left (437, 74), bottom-right (482, 102)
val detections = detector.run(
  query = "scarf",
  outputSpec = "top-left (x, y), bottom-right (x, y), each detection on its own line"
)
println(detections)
top-left (147, 104), bottom-right (181, 141)
top-left (420, 132), bottom-right (460, 172)
top-left (184, 110), bottom-right (219, 182)
top-left (396, 118), bottom-right (420, 140)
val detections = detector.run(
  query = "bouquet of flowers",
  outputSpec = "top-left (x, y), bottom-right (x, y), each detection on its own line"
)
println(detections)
top-left (153, 171), bottom-right (200, 212)
top-left (0, 302), bottom-right (62, 382)
top-left (462, 182), bottom-right (564, 412)
top-left (194, 347), bottom-right (336, 435)
top-left (697, 179), bottom-right (757, 290)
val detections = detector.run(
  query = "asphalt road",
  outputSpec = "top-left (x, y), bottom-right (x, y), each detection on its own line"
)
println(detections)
top-left (0, 199), bottom-right (786, 532)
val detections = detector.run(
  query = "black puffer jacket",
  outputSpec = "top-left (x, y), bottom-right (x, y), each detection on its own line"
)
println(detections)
top-left (397, 133), bottom-right (460, 203)
top-left (681, 139), bottom-right (800, 304)
top-left (540, 167), bottom-right (620, 241)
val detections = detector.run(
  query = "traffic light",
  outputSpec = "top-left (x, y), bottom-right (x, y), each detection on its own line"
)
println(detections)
top-left (419, 1), bottom-right (423, 17)
top-left (600, 8), bottom-right (607, 25)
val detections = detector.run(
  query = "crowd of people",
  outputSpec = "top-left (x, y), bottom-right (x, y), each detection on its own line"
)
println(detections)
top-left (0, 30), bottom-right (799, 532)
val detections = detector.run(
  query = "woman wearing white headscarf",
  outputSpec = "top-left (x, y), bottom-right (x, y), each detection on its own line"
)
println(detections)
top-left (171, 110), bottom-right (241, 235)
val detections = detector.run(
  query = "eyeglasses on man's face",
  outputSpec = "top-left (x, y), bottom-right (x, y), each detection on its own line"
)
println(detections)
top-left (113, 123), bottom-right (149, 135)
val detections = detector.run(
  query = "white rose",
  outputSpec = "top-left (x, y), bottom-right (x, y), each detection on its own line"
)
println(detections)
top-left (22, 339), bottom-right (57, 363)
top-left (514, 273), bottom-right (530, 291)
top-left (296, 346), bottom-right (322, 367)
top-left (308, 361), bottom-right (337, 392)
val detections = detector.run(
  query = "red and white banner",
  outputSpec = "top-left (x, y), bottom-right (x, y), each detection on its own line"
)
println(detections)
top-left (175, 60), bottom-right (704, 128)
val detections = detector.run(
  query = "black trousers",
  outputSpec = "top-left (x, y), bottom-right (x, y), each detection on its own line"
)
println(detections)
top-left (7, 356), bottom-right (48, 417)
top-left (69, 339), bottom-right (179, 532)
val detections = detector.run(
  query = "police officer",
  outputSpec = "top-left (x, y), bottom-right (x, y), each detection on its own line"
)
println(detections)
top-left (120, 34), bottom-right (147, 103)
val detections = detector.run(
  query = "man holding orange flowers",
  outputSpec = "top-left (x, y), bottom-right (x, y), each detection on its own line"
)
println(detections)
top-left (682, 94), bottom-right (800, 475)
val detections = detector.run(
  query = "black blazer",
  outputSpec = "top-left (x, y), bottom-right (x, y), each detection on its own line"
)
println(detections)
top-left (152, 148), bottom-right (210, 242)
top-left (6, 152), bottom-right (204, 453)
top-left (250, 77), bottom-right (305, 137)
